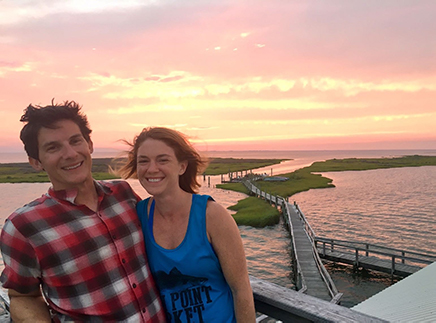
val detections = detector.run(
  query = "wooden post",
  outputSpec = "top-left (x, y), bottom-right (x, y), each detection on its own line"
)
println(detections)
top-left (402, 251), bottom-right (405, 264)
top-left (355, 249), bottom-right (359, 268)
top-left (365, 244), bottom-right (369, 257)
top-left (391, 256), bottom-right (395, 277)
top-left (208, 176), bottom-right (210, 188)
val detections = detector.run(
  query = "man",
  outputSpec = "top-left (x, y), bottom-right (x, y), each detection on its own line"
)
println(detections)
top-left (0, 101), bottom-right (166, 322)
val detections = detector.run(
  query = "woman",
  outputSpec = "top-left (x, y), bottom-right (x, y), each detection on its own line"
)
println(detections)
top-left (118, 127), bottom-right (256, 323)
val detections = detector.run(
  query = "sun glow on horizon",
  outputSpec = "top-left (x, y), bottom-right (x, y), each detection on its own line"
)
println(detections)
top-left (1, 1), bottom-right (435, 152)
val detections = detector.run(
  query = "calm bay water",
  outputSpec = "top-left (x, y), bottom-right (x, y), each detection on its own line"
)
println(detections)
top-left (1, 149), bottom-right (436, 307)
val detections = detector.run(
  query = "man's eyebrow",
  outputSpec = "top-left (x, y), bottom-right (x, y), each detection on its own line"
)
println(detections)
top-left (41, 140), bottom-right (59, 149)
top-left (41, 134), bottom-right (83, 148)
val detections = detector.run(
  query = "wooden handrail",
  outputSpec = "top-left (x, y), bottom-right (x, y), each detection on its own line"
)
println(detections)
top-left (282, 201), bottom-right (307, 293)
top-left (0, 278), bottom-right (386, 323)
top-left (315, 236), bottom-right (436, 259)
top-left (242, 180), bottom-right (341, 301)
top-left (293, 203), bottom-right (341, 301)
top-left (315, 237), bottom-right (435, 266)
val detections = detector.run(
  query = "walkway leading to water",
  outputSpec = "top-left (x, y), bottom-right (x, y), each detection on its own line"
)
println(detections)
top-left (243, 180), bottom-right (340, 303)
top-left (285, 203), bottom-right (332, 301)
top-left (242, 178), bottom-right (436, 304)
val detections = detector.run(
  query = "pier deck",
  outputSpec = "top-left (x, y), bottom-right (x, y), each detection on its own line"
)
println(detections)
top-left (318, 248), bottom-right (421, 276)
top-left (314, 237), bottom-right (435, 277)
top-left (285, 204), bottom-right (332, 301)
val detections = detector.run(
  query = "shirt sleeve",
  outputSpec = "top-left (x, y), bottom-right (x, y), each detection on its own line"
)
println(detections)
top-left (0, 218), bottom-right (41, 294)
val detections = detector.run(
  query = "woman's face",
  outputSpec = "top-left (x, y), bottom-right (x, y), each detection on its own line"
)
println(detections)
top-left (136, 138), bottom-right (187, 196)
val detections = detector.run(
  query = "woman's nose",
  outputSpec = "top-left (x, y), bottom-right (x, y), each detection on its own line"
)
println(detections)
top-left (148, 160), bottom-right (158, 172)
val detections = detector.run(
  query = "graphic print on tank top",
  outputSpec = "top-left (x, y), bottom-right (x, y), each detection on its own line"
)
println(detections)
top-left (155, 267), bottom-right (213, 322)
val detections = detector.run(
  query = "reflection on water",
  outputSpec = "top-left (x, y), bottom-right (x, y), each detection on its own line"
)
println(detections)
top-left (240, 222), bottom-right (294, 289)
top-left (293, 166), bottom-right (436, 255)
top-left (293, 166), bottom-right (436, 306)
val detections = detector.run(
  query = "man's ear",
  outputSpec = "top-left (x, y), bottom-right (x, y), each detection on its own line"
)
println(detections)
top-left (29, 157), bottom-right (44, 172)
top-left (88, 139), bottom-right (94, 154)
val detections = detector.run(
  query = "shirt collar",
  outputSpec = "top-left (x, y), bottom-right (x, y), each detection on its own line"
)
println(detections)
top-left (47, 180), bottom-right (113, 204)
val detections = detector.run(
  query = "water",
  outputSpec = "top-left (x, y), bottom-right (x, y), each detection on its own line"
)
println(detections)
top-left (292, 166), bottom-right (436, 306)
top-left (1, 149), bottom-right (436, 307)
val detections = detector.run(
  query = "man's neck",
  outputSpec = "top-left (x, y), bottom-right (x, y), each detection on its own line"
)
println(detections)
top-left (73, 179), bottom-right (99, 212)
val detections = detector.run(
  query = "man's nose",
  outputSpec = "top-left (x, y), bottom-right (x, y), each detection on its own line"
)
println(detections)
top-left (63, 144), bottom-right (79, 158)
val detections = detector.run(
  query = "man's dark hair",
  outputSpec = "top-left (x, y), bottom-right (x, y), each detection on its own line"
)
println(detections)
top-left (20, 100), bottom-right (92, 160)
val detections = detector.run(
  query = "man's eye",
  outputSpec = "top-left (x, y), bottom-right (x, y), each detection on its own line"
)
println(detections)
top-left (46, 146), bottom-right (58, 152)
top-left (71, 138), bottom-right (83, 145)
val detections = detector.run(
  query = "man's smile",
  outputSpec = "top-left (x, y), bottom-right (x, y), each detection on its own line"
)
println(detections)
top-left (62, 161), bottom-right (83, 170)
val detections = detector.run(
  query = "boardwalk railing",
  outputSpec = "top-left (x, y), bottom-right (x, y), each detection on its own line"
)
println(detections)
top-left (281, 201), bottom-right (307, 294)
top-left (242, 179), bottom-right (342, 302)
top-left (0, 279), bottom-right (386, 323)
top-left (315, 237), bottom-right (436, 275)
top-left (292, 203), bottom-right (342, 302)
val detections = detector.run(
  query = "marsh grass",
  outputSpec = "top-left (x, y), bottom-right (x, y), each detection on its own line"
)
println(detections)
top-left (228, 197), bottom-right (281, 227)
top-left (0, 157), bottom-right (285, 183)
top-left (204, 157), bottom-right (287, 175)
top-left (218, 155), bottom-right (436, 227)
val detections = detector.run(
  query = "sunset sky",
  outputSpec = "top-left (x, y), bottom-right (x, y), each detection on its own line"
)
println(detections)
top-left (1, 0), bottom-right (435, 153)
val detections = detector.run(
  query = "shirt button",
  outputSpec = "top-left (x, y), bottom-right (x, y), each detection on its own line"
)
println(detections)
top-left (133, 283), bottom-right (137, 288)
top-left (122, 259), bottom-right (126, 264)
top-left (112, 235), bottom-right (116, 239)
top-left (142, 308), bottom-right (146, 313)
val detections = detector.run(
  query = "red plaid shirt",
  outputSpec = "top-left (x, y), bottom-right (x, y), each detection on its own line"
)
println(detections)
top-left (0, 180), bottom-right (166, 322)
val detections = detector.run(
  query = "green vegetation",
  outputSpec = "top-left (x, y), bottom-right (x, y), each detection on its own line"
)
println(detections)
top-left (0, 158), bottom-right (119, 183)
top-left (308, 155), bottom-right (436, 172)
top-left (204, 157), bottom-right (287, 175)
top-left (228, 197), bottom-right (281, 227)
top-left (0, 157), bottom-right (285, 183)
top-left (218, 155), bottom-right (436, 227)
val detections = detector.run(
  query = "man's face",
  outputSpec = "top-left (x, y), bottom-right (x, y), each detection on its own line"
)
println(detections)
top-left (29, 119), bottom-right (94, 191)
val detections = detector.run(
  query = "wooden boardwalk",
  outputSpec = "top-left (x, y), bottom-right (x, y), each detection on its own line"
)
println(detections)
top-left (314, 237), bottom-right (436, 277)
top-left (242, 179), bottom-right (341, 302)
top-left (317, 248), bottom-right (422, 276)
top-left (285, 204), bottom-right (332, 301)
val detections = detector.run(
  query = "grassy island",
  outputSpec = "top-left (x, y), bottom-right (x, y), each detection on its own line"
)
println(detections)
top-left (204, 157), bottom-right (286, 175)
top-left (217, 155), bottom-right (436, 227)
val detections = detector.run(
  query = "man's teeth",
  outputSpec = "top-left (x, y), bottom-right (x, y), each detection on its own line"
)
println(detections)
top-left (64, 162), bottom-right (82, 170)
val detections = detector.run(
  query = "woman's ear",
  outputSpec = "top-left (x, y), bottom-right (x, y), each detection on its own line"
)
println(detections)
top-left (179, 160), bottom-right (188, 175)
top-left (29, 157), bottom-right (44, 171)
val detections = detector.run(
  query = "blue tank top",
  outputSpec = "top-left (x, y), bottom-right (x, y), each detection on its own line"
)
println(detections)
top-left (137, 194), bottom-right (236, 323)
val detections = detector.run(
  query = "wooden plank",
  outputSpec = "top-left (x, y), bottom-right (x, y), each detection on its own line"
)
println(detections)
top-left (318, 248), bottom-right (423, 277)
top-left (250, 276), bottom-right (388, 323)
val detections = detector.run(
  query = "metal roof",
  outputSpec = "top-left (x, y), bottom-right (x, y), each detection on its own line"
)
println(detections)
top-left (352, 261), bottom-right (436, 322)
